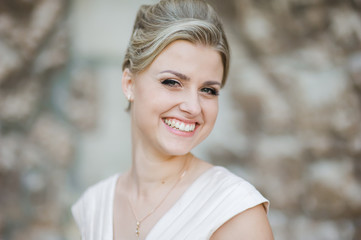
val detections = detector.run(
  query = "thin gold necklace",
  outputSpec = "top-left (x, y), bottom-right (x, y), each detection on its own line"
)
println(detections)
top-left (127, 162), bottom-right (188, 239)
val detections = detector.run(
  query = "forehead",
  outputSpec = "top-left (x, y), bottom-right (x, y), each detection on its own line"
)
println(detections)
top-left (148, 40), bottom-right (223, 81)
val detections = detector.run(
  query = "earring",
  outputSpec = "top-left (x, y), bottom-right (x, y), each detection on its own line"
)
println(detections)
top-left (127, 93), bottom-right (131, 101)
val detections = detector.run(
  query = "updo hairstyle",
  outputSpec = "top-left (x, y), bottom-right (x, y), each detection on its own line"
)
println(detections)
top-left (122, 0), bottom-right (230, 87)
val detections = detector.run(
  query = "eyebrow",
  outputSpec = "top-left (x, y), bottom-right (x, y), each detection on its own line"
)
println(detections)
top-left (160, 70), bottom-right (221, 86)
top-left (204, 81), bottom-right (221, 86)
top-left (160, 70), bottom-right (190, 81)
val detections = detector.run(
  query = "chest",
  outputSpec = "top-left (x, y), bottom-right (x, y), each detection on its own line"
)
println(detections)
top-left (112, 186), bottom-right (189, 240)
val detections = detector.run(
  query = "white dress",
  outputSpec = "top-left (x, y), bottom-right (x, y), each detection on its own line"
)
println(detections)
top-left (72, 166), bottom-right (269, 240)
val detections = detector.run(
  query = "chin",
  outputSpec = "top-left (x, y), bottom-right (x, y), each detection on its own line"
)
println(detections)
top-left (159, 142), bottom-right (195, 157)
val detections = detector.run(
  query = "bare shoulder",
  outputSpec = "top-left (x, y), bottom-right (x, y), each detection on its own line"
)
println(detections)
top-left (210, 204), bottom-right (274, 240)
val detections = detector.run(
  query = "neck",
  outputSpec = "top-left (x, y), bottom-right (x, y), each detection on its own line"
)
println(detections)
top-left (127, 145), bottom-right (192, 199)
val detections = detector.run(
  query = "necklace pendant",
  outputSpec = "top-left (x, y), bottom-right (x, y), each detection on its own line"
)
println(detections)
top-left (135, 221), bottom-right (140, 237)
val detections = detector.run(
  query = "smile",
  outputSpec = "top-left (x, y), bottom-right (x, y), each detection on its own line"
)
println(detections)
top-left (163, 118), bottom-right (196, 132)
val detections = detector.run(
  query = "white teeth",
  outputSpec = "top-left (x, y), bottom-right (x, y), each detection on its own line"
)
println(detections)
top-left (164, 118), bottom-right (196, 132)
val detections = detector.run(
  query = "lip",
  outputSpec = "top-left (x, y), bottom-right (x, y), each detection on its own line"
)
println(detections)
top-left (162, 117), bottom-right (199, 137)
top-left (164, 117), bottom-right (199, 125)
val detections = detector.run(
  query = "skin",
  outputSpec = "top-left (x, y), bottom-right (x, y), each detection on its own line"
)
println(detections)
top-left (210, 205), bottom-right (273, 240)
top-left (114, 40), bottom-right (274, 239)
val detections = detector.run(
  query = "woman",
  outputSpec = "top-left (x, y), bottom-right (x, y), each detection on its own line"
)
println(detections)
top-left (72, 0), bottom-right (274, 239)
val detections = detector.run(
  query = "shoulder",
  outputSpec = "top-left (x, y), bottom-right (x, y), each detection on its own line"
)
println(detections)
top-left (207, 166), bottom-right (269, 210)
top-left (74, 173), bottom-right (119, 207)
top-left (71, 174), bottom-right (119, 233)
top-left (206, 167), bottom-right (273, 239)
top-left (210, 204), bottom-right (274, 240)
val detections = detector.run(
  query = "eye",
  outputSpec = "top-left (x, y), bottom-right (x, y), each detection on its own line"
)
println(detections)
top-left (161, 79), bottom-right (181, 87)
top-left (201, 87), bottom-right (219, 96)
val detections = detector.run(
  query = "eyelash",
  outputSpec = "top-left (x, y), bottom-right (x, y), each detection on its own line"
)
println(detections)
top-left (201, 88), bottom-right (219, 96)
top-left (161, 79), bottom-right (219, 96)
top-left (161, 79), bottom-right (181, 87)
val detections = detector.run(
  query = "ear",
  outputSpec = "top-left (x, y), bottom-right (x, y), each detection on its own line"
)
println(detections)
top-left (121, 68), bottom-right (134, 101)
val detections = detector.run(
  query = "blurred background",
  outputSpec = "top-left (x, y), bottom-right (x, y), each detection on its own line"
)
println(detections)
top-left (0, 0), bottom-right (361, 239)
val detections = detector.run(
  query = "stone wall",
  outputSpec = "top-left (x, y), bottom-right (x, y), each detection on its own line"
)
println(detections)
top-left (0, 0), bottom-right (360, 239)
top-left (0, 0), bottom-right (98, 238)
top-left (209, 0), bottom-right (361, 239)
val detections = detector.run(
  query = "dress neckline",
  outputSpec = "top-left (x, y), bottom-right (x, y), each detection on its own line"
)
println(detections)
top-left (111, 166), bottom-right (221, 240)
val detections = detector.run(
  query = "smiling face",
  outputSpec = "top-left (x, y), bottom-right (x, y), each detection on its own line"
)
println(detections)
top-left (123, 40), bottom-right (224, 156)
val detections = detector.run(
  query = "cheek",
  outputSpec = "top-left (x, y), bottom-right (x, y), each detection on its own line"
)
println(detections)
top-left (133, 83), bottom-right (174, 116)
top-left (134, 81), bottom-right (159, 107)
top-left (203, 100), bottom-right (219, 125)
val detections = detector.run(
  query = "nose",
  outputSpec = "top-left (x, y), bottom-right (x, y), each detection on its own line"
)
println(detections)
top-left (179, 91), bottom-right (201, 116)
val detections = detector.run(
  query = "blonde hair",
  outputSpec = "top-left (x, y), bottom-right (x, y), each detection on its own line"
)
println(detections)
top-left (122, 0), bottom-right (230, 87)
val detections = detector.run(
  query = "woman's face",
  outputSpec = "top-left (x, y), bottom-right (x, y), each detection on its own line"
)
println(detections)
top-left (125, 40), bottom-right (223, 156)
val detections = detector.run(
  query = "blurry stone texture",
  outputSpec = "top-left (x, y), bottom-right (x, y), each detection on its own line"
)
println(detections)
top-left (209, 0), bottom-right (361, 239)
top-left (1, 0), bottom-right (360, 239)
top-left (0, 0), bottom-right (98, 239)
